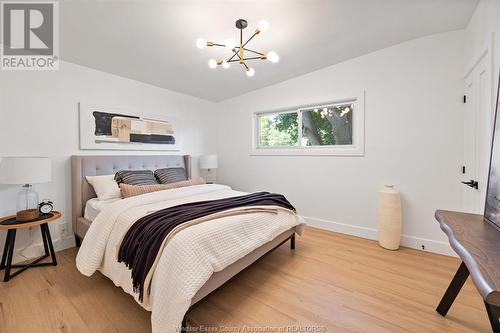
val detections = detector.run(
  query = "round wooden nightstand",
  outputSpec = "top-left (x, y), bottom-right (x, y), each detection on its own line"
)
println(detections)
top-left (0, 211), bottom-right (61, 282)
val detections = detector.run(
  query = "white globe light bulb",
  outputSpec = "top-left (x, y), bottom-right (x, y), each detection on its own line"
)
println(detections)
top-left (257, 20), bottom-right (269, 32)
top-left (267, 51), bottom-right (279, 63)
top-left (222, 61), bottom-right (230, 69)
top-left (196, 38), bottom-right (206, 49)
top-left (225, 39), bottom-right (236, 50)
top-left (246, 67), bottom-right (255, 77)
top-left (208, 59), bottom-right (217, 69)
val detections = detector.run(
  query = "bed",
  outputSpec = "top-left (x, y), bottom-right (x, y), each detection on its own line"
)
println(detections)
top-left (71, 155), bottom-right (303, 333)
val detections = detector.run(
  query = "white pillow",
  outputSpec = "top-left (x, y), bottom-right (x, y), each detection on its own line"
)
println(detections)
top-left (85, 175), bottom-right (122, 201)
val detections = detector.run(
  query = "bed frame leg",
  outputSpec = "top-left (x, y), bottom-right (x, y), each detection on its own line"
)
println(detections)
top-left (290, 234), bottom-right (295, 250)
top-left (74, 235), bottom-right (81, 247)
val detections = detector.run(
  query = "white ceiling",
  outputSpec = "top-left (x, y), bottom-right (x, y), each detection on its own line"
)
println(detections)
top-left (60, 0), bottom-right (478, 102)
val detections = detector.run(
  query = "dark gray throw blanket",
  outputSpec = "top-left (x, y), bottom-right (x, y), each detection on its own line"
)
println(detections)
top-left (117, 192), bottom-right (295, 301)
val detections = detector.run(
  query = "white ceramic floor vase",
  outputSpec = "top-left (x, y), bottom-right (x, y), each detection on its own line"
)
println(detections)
top-left (378, 185), bottom-right (402, 250)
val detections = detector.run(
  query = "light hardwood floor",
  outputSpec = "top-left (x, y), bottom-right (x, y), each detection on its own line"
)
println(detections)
top-left (0, 227), bottom-right (491, 332)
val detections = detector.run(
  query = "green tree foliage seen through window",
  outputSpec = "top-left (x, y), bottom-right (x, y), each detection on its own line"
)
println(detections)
top-left (258, 103), bottom-right (353, 147)
top-left (302, 104), bottom-right (353, 145)
top-left (259, 113), bottom-right (298, 146)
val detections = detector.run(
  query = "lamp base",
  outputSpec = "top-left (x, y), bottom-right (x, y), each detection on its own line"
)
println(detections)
top-left (16, 209), bottom-right (40, 222)
top-left (16, 184), bottom-right (39, 220)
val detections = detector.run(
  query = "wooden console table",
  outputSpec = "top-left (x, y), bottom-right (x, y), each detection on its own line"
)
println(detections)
top-left (435, 210), bottom-right (500, 332)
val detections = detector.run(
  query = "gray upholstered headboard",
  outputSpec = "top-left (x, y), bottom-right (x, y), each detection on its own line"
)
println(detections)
top-left (71, 155), bottom-right (191, 238)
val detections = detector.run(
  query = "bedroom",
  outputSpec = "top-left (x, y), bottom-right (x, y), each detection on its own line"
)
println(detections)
top-left (0, 0), bottom-right (499, 332)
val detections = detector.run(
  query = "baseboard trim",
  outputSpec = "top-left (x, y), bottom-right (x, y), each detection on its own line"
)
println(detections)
top-left (1, 235), bottom-right (76, 264)
top-left (303, 216), bottom-right (456, 257)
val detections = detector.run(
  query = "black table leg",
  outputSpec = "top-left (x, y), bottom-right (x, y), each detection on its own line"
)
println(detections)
top-left (1, 223), bottom-right (57, 282)
top-left (436, 261), bottom-right (470, 316)
top-left (0, 229), bottom-right (13, 269)
top-left (41, 223), bottom-right (57, 266)
top-left (2, 229), bottom-right (17, 282)
top-left (485, 302), bottom-right (500, 333)
top-left (290, 233), bottom-right (295, 250)
top-left (41, 224), bottom-right (50, 257)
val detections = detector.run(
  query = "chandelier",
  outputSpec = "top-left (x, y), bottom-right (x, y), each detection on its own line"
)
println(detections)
top-left (196, 19), bottom-right (279, 77)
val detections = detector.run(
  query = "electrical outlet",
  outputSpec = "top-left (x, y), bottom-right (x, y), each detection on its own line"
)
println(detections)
top-left (59, 223), bottom-right (68, 236)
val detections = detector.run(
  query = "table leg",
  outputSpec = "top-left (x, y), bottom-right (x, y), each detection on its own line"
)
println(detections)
top-left (485, 302), bottom-right (500, 333)
top-left (0, 230), bottom-right (13, 269)
top-left (436, 261), bottom-right (470, 316)
top-left (41, 224), bottom-right (57, 266)
top-left (41, 224), bottom-right (50, 257)
top-left (3, 229), bottom-right (16, 282)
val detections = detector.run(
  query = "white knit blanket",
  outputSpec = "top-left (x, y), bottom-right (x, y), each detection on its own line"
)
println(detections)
top-left (76, 184), bottom-right (304, 333)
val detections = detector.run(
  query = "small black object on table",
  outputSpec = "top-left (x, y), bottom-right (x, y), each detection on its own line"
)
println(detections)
top-left (0, 211), bottom-right (61, 282)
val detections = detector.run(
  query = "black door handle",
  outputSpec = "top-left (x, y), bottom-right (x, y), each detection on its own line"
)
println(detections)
top-left (461, 180), bottom-right (479, 189)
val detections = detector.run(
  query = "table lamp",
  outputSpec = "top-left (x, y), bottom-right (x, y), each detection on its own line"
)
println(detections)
top-left (199, 155), bottom-right (218, 184)
top-left (0, 157), bottom-right (52, 221)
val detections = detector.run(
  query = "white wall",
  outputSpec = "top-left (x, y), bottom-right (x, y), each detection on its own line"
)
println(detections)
top-left (216, 31), bottom-right (465, 255)
top-left (464, 0), bottom-right (500, 86)
top-left (0, 61), bottom-right (217, 262)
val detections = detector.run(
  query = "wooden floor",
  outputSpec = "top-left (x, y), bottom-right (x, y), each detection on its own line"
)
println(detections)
top-left (0, 227), bottom-right (491, 333)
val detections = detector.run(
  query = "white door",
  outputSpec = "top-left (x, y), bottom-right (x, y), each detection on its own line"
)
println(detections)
top-left (461, 54), bottom-right (492, 213)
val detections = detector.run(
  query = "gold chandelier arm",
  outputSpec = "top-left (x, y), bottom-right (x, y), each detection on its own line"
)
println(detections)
top-left (227, 47), bottom-right (246, 63)
top-left (225, 26), bottom-right (245, 63)
top-left (241, 56), bottom-right (265, 61)
top-left (241, 31), bottom-right (259, 49)
top-left (208, 42), bottom-right (226, 48)
top-left (226, 24), bottom-right (261, 62)
top-left (227, 55), bottom-right (264, 63)
top-left (227, 48), bottom-right (240, 62)
top-left (242, 47), bottom-right (264, 56)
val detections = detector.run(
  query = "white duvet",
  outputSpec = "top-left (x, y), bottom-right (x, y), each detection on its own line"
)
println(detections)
top-left (76, 184), bottom-right (304, 333)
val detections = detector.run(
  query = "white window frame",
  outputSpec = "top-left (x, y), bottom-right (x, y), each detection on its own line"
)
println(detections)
top-left (251, 91), bottom-right (365, 156)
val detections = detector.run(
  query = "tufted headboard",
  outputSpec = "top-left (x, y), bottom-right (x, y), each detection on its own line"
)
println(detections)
top-left (71, 155), bottom-right (191, 238)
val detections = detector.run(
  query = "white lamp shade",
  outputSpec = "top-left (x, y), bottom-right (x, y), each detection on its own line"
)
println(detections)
top-left (0, 157), bottom-right (52, 184)
top-left (199, 155), bottom-right (218, 169)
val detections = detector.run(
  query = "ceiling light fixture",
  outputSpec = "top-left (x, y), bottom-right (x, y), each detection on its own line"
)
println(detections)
top-left (196, 19), bottom-right (279, 77)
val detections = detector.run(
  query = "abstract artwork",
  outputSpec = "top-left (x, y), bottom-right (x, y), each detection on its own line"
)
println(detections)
top-left (79, 103), bottom-right (178, 151)
top-left (485, 74), bottom-right (500, 230)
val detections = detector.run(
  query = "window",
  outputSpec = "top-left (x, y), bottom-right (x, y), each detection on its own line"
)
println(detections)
top-left (253, 93), bottom-right (364, 156)
top-left (258, 111), bottom-right (298, 147)
top-left (301, 103), bottom-right (353, 146)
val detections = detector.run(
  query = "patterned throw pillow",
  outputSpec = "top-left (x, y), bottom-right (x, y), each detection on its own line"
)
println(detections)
top-left (114, 170), bottom-right (158, 186)
top-left (154, 167), bottom-right (188, 184)
top-left (120, 178), bottom-right (206, 198)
